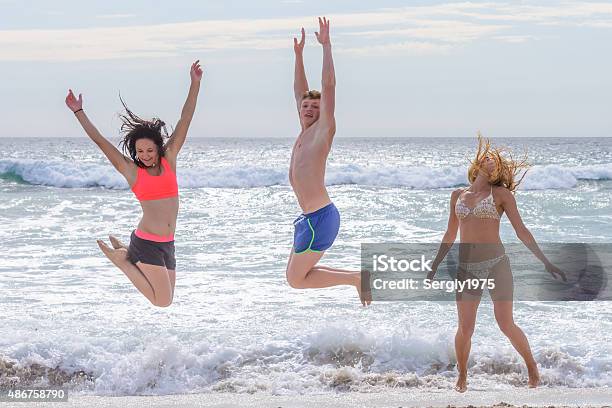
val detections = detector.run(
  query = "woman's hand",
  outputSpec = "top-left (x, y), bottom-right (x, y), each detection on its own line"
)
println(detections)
top-left (545, 261), bottom-right (567, 282)
top-left (190, 60), bottom-right (203, 83)
top-left (426, 264), bottom-right (438, 280)
top-left (65, 89), bottom-right (83, 113)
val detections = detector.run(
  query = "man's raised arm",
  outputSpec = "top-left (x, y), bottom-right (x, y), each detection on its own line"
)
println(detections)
top-left (293, 27), bottom-right (309, 114)
top-left (315, 17), bottom-right (336, 134)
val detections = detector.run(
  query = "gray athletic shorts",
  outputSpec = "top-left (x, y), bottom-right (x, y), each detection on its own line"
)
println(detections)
top-left (127, 230), bottom-right (176, 270)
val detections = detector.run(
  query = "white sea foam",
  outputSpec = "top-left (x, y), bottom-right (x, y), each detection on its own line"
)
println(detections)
top-left (2, 322), bottom-right (610, 396)
top-left (2, 159), bottom-right (611, 190)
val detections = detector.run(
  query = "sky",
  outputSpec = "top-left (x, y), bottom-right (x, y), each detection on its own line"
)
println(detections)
top-left (0, 0), bottom-right (611, 138)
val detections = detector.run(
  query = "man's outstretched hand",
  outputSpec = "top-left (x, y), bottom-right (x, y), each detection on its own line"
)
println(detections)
top-left (315, 17), bottom-right (331, 45)
top-left (294, 27), bottom-right (306, 54)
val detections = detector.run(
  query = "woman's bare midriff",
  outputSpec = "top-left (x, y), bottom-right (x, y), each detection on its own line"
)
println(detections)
top-left (459, 219), bottom-right (505, 261)
top-left (137, 197), bottom-right (179, 236)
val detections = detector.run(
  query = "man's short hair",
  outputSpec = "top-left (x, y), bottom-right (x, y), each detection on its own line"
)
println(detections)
top-left (301, 90), bottom-right (321, 100)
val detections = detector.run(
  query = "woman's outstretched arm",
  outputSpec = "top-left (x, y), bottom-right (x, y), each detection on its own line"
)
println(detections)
top-left (165, 60), bottom-right (203, 159)
top-left (65, 89), bottom-right (135, 184)
top-left (501, 188), bottom-right (566, 281)
top-left (428, 189), bottom-right (462, 280)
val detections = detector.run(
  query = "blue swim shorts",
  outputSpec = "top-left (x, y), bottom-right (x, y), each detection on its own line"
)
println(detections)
top-left (293, 203), bottom-right (340, 254)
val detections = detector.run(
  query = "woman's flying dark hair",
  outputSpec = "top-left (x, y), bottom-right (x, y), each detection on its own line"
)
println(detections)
top-left (118, 95), bottom-right (169, 168)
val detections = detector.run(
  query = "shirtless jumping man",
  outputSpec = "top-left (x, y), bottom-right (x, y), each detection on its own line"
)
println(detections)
top-left (285, 17), bottom-right (370, 306)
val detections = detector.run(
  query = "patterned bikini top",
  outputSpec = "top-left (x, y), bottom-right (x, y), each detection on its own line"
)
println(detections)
top-left (455, 186), bottom-right (500, 220)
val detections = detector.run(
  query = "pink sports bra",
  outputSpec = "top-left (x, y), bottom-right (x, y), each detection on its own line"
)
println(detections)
top-left (131, 157), bottom-right (178, 201)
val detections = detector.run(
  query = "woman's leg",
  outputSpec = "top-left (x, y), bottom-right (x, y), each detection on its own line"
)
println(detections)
top-left (167, 269), bottom-right (176, 298)
top-left (98, 239), bottom-right (172, 307)
top-left (490, 256), bottom-right (540, 387)
top-left (493, 300), bottom-right (539, 387)
top-left (109, 235), bottom-right (175, 299)
top-left (98, 240), bottom-right (155, 302)
top-left (455, 296), bottom-right (481, 392)
top-left (137, 262), bottom-right (173, 307)
top-left (109, 235), bottom-right (127, 250)
top-left (110, 234), bottom-right (174, 295)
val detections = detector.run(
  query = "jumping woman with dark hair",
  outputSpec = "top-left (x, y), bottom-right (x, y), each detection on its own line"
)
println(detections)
top-left (65, 60), bottom-right (203, 307)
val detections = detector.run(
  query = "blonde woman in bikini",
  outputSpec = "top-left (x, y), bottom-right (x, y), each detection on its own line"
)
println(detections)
top-left (429, 135), bottom-right (566, 392)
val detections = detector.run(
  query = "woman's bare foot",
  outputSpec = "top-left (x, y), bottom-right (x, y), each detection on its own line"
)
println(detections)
top-left (97, 240), bottom-right (156, 302)
top-left (357, 271), bottom-right (372, 306)
top-left (455, 372), bottom-right (468, 393)
top-left (527, 363), bottom-right (540, 388)
top-left (97, 239), bottom-right (128, 268)
top-left (109, 235), bottom-right (127, 250)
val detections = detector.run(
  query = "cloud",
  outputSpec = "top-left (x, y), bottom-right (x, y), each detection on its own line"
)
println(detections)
top-left (0, 2), bottom-right (611, 61)
top-left (342, 20), bottom-right (509, 44)
top-left (96, 14), bottom-right (136, 19)
top-left (338, 41), bottom-right (451, 56)
top-left (493, 35), bottom-right (538, 43)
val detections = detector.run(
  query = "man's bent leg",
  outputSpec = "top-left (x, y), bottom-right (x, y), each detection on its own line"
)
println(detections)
top-left (286, 250), bottom-right (357, 289)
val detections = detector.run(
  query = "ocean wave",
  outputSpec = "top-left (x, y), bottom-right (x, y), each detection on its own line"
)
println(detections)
top-left (0, 159), bottom-right (127, 189)
top-left (1, 324), bottom-right (610, 396)
top-left (1, 159), bottom-right (611, 190)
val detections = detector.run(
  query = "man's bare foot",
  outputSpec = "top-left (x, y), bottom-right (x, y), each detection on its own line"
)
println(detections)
top-left (455, 372), bottom-right (467, 393)
top-left (109, 235), bottom-right (127, 250)
top-left (97, 239), bottom-right (128, 268)
top-left (357, 271), bottom-right (372, 307)
top-left (527, 363), bottom-right (540, 388)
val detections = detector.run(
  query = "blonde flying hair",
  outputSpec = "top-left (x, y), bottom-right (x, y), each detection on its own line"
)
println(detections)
top-left (468, 133), bottom-right (530, 192)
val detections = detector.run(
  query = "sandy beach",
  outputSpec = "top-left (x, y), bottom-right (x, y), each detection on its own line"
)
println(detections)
top-left (2, 388), bottom-right (611, 408)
